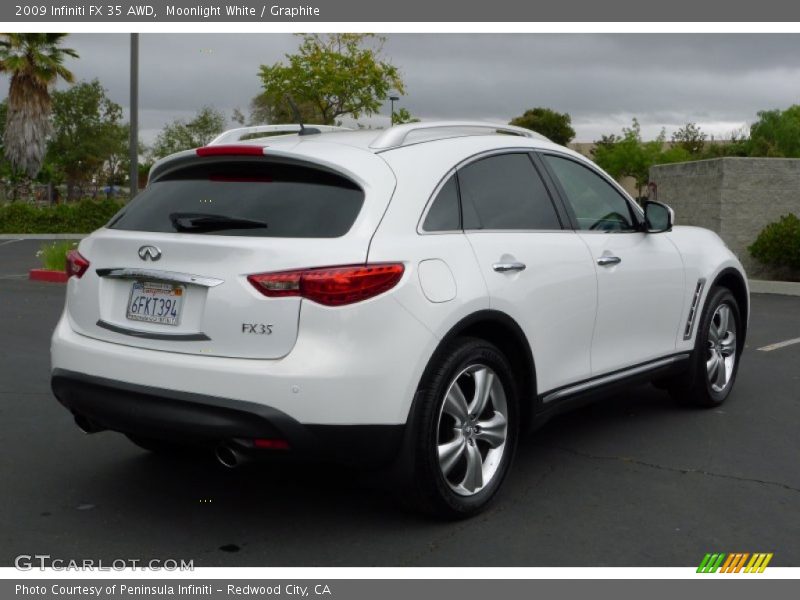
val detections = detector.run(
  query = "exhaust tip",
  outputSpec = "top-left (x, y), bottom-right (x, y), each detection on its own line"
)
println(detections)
top-left (215, 444), bottom-right (241, 469)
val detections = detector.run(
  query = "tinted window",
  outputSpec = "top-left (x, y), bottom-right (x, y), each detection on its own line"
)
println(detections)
top-left (457, 153), bottom-right (561, 231)
top-left (423, 175), bottom-right (460, 231)
top-left (543, 155), bottom-right (637, 232)
top-left (110, 161), bottom-right (364, 238)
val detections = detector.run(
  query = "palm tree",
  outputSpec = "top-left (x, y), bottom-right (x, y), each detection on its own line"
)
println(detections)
top-left (0, 33), bottom-right (78, 181)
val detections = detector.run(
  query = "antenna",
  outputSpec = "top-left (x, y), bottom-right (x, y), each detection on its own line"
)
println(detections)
top-left (284, 95), bottom-right (321, 136)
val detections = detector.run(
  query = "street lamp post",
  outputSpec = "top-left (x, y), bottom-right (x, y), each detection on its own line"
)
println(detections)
top-left (129, 33), bottom-right (139, 201)
top-left (389, 95), bottom-right (400, 125)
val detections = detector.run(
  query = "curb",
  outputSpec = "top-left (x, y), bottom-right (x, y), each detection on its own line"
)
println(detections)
top-left (29, 269), bottom-right (68, 283)
top-left (749, 279), bottom-right (800, 297)
top-left (0, 234), bottom-right (88, 240)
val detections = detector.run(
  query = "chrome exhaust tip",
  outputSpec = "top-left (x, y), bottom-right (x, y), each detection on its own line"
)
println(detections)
top-left (215, 443), bottom-right (248, 469)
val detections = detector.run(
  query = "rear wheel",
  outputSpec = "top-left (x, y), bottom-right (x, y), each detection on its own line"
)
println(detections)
top-left (668, 286), bottom-right (743, 407)
top-left (404, 337), bottom-right (519, 518)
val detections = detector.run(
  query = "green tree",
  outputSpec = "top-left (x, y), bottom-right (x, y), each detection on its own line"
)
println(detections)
top-left (0, 33), bottom-right (78, 181)
top-left (248, 91), bottom-right (318, 125)
top-left (747, 105), bottom-right (800, 157)
top-left (46, 80), bottom-right (127, 200)
top-left (592, 119), bottom-right (679, 199)
top-left (509, 107), bottom-right (576, 146)
top-left (392, 107), bottom-right (419, 125)
top-left (671, 122), bottom-right (707, 155)
top-left (257, 34), bottom-right (405, 125)
top-left (150, 106), bottom-right (226, 159)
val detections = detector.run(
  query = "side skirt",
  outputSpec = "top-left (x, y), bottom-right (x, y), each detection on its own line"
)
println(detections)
top-left (531, 352), bottom-right (692, 427)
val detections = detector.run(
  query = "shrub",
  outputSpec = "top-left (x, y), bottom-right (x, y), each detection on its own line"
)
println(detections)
top-left (0, 199), bottom-right (123, 234)
top-left (37, 240), bottom-right (78, 271)
top-left (749, 214), bottom-right (800, 271)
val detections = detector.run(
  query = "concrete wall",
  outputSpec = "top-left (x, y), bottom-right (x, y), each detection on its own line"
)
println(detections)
top-left (650, 158), bottom-right (800, 279)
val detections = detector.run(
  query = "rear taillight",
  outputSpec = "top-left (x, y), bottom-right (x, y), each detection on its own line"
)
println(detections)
top-left (65, 249), bottom-right (90, 279)
top-left (248, 263), bottom-right (404, 307)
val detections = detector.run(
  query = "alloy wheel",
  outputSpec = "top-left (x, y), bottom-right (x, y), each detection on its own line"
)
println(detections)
top-left (436, 364), bottom-right (508, 496)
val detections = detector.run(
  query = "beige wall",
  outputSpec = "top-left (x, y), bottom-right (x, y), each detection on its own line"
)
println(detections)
top-left (650, 158), bottom-right (800, 280)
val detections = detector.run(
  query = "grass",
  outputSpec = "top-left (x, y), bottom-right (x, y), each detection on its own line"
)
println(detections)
top-left (37, 240), bottom-right (78, 271)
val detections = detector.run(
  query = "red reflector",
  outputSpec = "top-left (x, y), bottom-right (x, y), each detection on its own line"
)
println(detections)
top-left (253, 438), bottom-right (290, 450)
top-left (196, 145), bottom-right (264, 157)
top-left (248, 263), bottom-right (404, 306)
top-left (65, 249), bottom-right (90, 279)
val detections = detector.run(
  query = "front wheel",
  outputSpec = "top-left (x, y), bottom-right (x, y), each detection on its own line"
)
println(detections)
top-left (404, 337), bottom-right (519, 518)
top-left (668, 286), bottom-right (743, 407)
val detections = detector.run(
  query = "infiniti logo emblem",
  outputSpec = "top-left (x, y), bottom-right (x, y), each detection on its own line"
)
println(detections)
top-left (138, 245), bottom-right (162, 261)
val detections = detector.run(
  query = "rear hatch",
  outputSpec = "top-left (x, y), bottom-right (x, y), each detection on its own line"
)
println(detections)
top-left (66, 145), bottom-right (395, 359)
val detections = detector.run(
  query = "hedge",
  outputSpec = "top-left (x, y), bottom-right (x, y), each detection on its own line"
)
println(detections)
top-left (749, 213), bottom-right (800, 271)
top-left (0, 200), bottom-right (124, 234)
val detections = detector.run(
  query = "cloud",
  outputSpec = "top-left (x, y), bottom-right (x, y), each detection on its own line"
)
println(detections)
top-left (3, 33), bottom-right (800, 142)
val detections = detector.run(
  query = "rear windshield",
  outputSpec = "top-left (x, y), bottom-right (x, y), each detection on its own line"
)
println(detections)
top-left (109, 161), bottom-right (364, 238)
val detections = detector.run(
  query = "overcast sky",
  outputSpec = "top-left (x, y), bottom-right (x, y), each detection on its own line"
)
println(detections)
top-left (4, 33), bottom-right (800, 143)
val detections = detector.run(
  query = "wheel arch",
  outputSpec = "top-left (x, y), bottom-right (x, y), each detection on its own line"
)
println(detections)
top-left (420, 310), bottom-right (537, 428)
top-left (710, 267), bottom-right (749, 344)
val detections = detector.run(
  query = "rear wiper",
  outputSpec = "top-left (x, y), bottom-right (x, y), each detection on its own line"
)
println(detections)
top-left (169, 212), bottom-right (268, 233)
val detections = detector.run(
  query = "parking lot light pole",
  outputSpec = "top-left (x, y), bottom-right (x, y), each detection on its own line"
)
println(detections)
top-left (389, 96), bottom-right (400, 125)
top-left (129, 33), bottom-right (139, 200)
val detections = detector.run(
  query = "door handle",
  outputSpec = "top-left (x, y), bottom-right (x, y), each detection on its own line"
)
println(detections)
top-left (493, 262), bottom-right (527, 273)
top-left (597, 255), bottom-right (622, 266)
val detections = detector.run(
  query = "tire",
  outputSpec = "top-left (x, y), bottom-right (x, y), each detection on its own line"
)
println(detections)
top-left (668, 286), bottom-right (743, 407)
top-left (403, 337), bottom-right (519, 519)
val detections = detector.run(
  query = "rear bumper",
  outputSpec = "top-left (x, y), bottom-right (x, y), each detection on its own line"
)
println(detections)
top-left (52, 369), bottom-right (404, 466)
top-left (50, 293), bottom-right (438, 426)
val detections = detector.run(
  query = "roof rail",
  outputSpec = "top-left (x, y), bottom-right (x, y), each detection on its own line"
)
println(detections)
top-left (208, 124), bottom-right (352, 146)
top-left (369, 120), bottom-right (550, 150)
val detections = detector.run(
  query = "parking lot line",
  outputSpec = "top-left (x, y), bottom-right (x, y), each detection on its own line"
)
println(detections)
top-left (757, 337), bottom-right (800, 352)
top-left (0, 239), bottom-right (22, 247)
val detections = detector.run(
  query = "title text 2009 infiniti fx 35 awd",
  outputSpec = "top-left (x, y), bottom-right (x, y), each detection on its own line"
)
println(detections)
top-left (51, 121), bottom-right (748, 517)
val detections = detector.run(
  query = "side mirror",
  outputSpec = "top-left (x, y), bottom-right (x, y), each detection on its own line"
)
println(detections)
top-left (643, 201), bottom-right (674, 233)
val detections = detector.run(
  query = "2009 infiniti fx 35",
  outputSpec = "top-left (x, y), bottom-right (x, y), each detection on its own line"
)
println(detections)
top-left (51, 121), bottom-right (748, 517)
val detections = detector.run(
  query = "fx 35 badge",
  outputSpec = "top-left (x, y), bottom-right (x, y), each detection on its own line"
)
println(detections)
top-left (241, 323), bottom-right (273, 335)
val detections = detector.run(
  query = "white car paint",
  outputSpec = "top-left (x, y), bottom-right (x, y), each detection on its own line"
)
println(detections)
top-left (51, 123), bottom-right (748, 431)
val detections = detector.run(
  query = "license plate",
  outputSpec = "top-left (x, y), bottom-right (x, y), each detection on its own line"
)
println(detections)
top-left (126, 281), bottom-right (184, 326)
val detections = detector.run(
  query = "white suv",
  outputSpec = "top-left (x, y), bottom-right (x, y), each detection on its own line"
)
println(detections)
top-left (51, 121), bottom-right (748, 517)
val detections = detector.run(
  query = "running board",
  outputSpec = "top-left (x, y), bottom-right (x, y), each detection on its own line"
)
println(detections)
top-left (542, 354), bottom-right (691, 404)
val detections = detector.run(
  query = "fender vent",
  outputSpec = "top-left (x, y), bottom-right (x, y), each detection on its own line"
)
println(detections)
top-left (683, 278), bottom-right (706, 340)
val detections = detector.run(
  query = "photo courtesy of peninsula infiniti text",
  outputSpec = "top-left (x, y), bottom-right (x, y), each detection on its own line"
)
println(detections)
top-left (51, 121), bottom-right (749, 518)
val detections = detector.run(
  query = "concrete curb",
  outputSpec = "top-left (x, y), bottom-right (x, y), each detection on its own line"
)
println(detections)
top-left (0, 234), bottom-right (88, 240)
top-left (749, 279), bottom-right (800, 297)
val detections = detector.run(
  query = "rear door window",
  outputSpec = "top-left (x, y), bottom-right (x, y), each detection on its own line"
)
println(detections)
top-left (457, 153), bottom-right (562, 231)
top-left (109, 161), bottom-right (364, 238)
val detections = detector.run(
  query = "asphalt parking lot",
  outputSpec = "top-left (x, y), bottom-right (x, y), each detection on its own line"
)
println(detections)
top-left (1, 239), bottom-right (798, 567)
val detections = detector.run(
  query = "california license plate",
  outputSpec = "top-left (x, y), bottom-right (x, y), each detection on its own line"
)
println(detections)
top-left (126, 281), bottom-right (184, 326)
